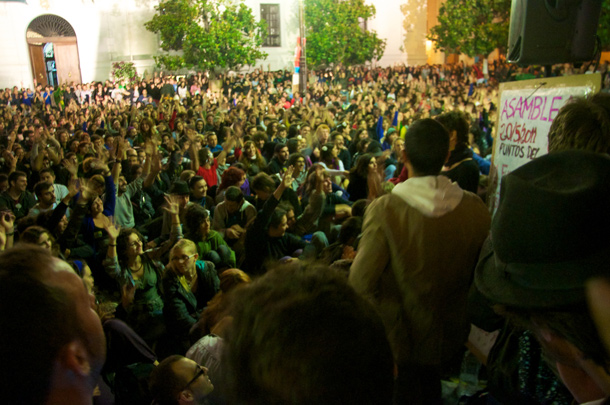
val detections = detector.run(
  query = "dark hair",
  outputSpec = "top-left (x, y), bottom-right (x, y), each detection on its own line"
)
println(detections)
top-left (8, 170), bottom-right (26, 186)
top-left (303, 164), bottom-right (328, 197)
top-left (288, 124), bottom-right (300, 139)
top-left (320, 142), bottom-right (335, 165)
top-left (34, 181), bottom-right (53, 198)
top-left (116, 228), bottom-right (146, 268)
top-left (188, 175), bottom-right (205, 190)
top-left (0, 246), bottom-right (80, 403)
top-left (548, 93), bottom-right (610, 153)
top-left (435, 110), bottom-right (469, 145)
top-left (225, 186), bottom-right (244, 203)
top-left (356, 137), bottom-right (371, 153)
top-left (351, 153), bottom-right (375, 178)
top-left (224, 266), bottom-right (394, 404)
top-left (239, 140), bottom-right (267, 171)
top-left (273, 143), bottom-right (288, 154)
top-left (278, 201), bottom-right (294, 214)
top-left (287, 138), bottom-right (300, 154)
top-left (287, 152), bottom-right (305, 167)
top-left (149, 355), bottom-right (184, 405)
top-left (20, 225), bottom-right (54, 247)
top-left (266, 120), bottom-right (279, 137)
top-left (253, 132), bottom-right (268, 145)
top-left (39, 167), bottom-right (55, 177)
top-left (184, 204), bottom-right (210, 240)
top-left (251, 172), bottom-right (276, 194)
top-left (338, 216), bottom-right (362, 244)
top-left (218, 167), bottom-right (245, 192)
top-left (197, 147), bottom-right (212, 165)
top-left (269, 207), bottom-right (287, 229)
top-left (404, 118), bottom-right (450, 176)
top-left (351, 199), bottom-right (369, 218)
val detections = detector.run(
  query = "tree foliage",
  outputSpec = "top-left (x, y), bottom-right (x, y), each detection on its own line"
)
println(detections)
top-left (144, 0), bottom-right (268, 72)
top-left (599, 0), bottom-right (610, 50)
top-left (427, 0), bottom-right (510, 57)
top-left (111, 61), bottom-right (138, 84)
top-left (304, 0), bottom-right (386, 69)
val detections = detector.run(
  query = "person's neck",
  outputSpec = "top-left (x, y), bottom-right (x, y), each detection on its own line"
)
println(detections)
top-left (184, 265), bottom-right (197, 282)
top-left (40, 201), bottom-right (54, 209)
top-left (128, 254), bottom-right (142, 269)
top-left (7, 188), bottom-right (22, 200)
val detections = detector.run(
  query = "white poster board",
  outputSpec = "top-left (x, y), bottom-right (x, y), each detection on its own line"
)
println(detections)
top-left (488, 74), bottom-right (601, 213)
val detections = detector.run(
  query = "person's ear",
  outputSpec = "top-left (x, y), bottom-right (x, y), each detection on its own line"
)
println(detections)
top-left (179, 389), bottom-right (195, 402)
top-left (60, 341), bottom-right (92, 377)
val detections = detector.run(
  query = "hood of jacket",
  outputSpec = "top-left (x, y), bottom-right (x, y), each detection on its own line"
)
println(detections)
top-left (392, 175), bottom-right (463, 217)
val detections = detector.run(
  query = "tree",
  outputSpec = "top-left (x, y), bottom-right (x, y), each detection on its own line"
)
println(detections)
top-left (144, 0), bottom-right (268, 72)
top-left (427, 0), bottom-right (510, 58)
top-left (111, 61), bottom-right (139, 84)
top-left (304, 0), bottom-right (386, 69)
top-left (599, 0), bottom-right (610, 50)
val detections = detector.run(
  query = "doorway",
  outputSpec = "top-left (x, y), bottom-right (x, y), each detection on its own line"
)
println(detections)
top-left (27, 14), bottom-right (82, 87)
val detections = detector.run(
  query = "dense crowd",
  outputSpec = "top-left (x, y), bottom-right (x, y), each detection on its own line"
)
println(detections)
top-left (2, 60), bottom-right (610, 405)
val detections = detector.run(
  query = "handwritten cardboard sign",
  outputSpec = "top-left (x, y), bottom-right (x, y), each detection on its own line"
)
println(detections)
top-left (488, 74), bottom-right (601, 213)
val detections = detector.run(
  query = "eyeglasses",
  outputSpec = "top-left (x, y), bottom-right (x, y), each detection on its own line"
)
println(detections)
top-left (171, 254), bottom-right (196, 263)
top-left (180, 364), bottom-right (207, 393)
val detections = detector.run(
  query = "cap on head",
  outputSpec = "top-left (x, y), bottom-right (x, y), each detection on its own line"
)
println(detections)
top-left (169, 180), bottom-right (190, 196)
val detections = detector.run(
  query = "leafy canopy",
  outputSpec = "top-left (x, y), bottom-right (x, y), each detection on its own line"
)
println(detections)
top-left (429, 0), bottom-right (610, 57)
top-left (599, 0), bottom-right (610, 51)
top-left (427, 0), bottom-right (510, 57)
top-left (304, 0), bottom-right (386, 69)
top-left (144, 0), bottom-right (268, 72)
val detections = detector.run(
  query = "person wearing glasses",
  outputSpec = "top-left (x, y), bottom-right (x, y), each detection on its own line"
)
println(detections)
top-left (104, 196), bottom-right (182, 348)
top-left (149, 355), bottom-right (214, 405)
top-left (162, 239), bottom-right (220, 355)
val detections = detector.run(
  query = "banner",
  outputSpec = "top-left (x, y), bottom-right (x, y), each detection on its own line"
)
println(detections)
top-left (488, 74), bottom-right (601, 213)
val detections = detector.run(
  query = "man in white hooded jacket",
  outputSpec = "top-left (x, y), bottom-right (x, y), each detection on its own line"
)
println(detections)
top-left (349, 118), bottom-right (491, 404)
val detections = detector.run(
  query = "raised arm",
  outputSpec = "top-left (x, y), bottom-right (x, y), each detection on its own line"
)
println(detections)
top-left (216, 130), bottom-right (236, 164)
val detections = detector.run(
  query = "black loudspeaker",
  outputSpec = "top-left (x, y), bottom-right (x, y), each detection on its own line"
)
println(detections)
top-left (507, 0), bottom-right (602, 65)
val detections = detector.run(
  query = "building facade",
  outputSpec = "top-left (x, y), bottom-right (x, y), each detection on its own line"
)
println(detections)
top-left (0, 0), bottom-right (440, 89)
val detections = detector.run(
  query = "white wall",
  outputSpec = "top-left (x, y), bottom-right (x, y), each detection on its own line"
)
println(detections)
top-left (367, 0), bottom-right (407, 67)
top-left (0, 2), bottom-right (41, 88)
top-left (0, 0), bottom-right (159, 89)
top-left (244, 0), bottom-right (300, 71)
top-left (0, 0), bottom-right (435, 89)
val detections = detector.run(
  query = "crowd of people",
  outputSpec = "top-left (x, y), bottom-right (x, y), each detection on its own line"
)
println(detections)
top-left (1, 60), bottom-right (610, 405)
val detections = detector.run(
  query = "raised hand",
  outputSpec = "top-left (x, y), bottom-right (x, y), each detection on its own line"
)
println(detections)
top-left (67, 177), bottom-right (80, 198)
top-left (151, 151), bottom-right (162, 173)
top-left (0, 211), bottom-right (15, 234)
top-left (79, 178), bottom-right (95, 202)
top-left (315, 165), bottom-right (326, 192)
top-left (105, 223), bottom-right (121, 242)
top-left (281, 165), bottom-right (295, 189)
top-left (162, 195), bottom-right (180, 217)
top-left (2, 150), bottom-right (16, 169)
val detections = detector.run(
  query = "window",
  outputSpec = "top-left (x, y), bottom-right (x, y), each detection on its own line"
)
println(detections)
top-left (358, 17), bottom-right (367, 32)
top-left (261, 4), bottom-right (281, 47)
